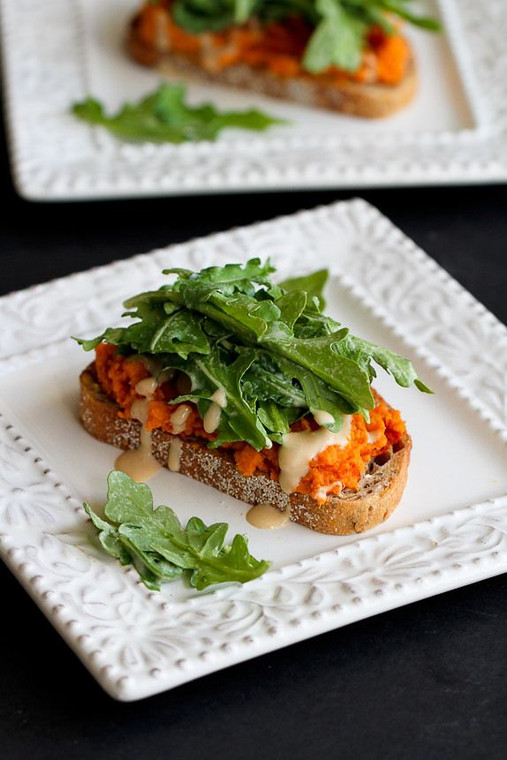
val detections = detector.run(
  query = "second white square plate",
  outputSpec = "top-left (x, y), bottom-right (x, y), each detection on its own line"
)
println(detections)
top-left (2, 0), bottom-right (506, 198)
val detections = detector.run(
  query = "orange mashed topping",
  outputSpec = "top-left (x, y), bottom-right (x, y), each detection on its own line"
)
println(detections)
top-left (134, 2), bottom-right (409, 86)
top-left (95, 344), bottom-right (405, 502)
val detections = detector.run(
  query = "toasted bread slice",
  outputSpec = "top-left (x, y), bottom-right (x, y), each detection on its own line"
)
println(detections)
top-left (128, 11), bottom-right (417, 119)
top-left (80, 363), bottom-right (412, 535)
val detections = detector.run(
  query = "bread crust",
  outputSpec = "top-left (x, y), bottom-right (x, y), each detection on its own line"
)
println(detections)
top-left (128, 15), bottom-right (417, 119)
top-left (79, 363), bottom-right (412, 535)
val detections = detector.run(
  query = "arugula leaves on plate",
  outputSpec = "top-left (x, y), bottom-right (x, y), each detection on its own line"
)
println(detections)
top-left (76, 258), bottom-right (431, 453)
top-left (171, 0), bottom-right (441, 74)
top-left (72, 83), bottom-right (285, 144)
top-left (84, 470), bottom-right (270, 591)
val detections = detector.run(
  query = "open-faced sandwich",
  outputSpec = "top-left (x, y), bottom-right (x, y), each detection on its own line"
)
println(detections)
top-left (128, 0), bottom-right (439, 118)
top-left (77, 259), bottom-right (430, 535)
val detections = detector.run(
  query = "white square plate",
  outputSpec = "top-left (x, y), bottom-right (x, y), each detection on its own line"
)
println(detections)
top-left (1, 0), bottom-right (506, 198)
top-left (1, 199), bottom-right (506, 701)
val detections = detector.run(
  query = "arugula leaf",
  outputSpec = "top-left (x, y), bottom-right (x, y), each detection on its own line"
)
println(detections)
top-left (76, 304), bottom-right (210, 358)
top-left (173, 0), bottom-right (238, 33)
top-left (279, 268), bottom-right (328, 310)
top-left (260, 321), bottom-right (374, 411)
top-left (242, 351), bottom-right (307, 408)
top-left (206, 292), bottom-right (281, 341)
top-left (380, 0), bottom-right (440, 31)
top-left (166, 259), bottom-right (282, 343)
top-left (303, 0), bottom-right (366, 73)
top-left (277, 356), bottom-right (355, 427)
top-left (167, 258), bottom-right (276, 304)
top-left (256, 399), bottom-right (301, 442)
top-left (334, 334), bottom-right (434, 393)
top-left (84, 471), bottom-right (270, 591)
top-left (75, 327), bottom-right (125, 352)
top-left (193, 348), bottom-right (271, 449)
top-left (274, 291), bottom-right (307, 330)
top-left (83, 502), bottom-right (132, 564)
top-left (72, 83), bottom-right (284, 144)
top-left (148, 311), bottom-right (210, 357)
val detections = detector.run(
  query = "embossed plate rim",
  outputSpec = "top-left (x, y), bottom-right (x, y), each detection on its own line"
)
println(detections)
top-left (0, 198), bottom-right (506, 701)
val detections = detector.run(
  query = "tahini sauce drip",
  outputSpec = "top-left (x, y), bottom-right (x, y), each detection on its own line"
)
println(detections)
top-left (278, 416), bottom-right (352, 495)
top-left (155, 9), bottom-right (171, 52)
top-left (313, 409), bottom-right (335, 426)
top-left (135, 377), bottom-right (158, 398)
top-left (168, 439), bottom-right (183, 472)
top-left (246, 502), bottom-right (291, 530)
top-left (203, 387), bottom-right (227, 434)
top-left (115, 377), bottom-right (162, 482)
top-left (170, 404), bottom-right (191, 435)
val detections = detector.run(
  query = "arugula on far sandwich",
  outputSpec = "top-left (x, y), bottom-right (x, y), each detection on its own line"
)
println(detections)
top-left (171, 0), bottom-right (440, 74)
top-left (72, 83), bottom-right (285, 143)
top-left (84, 470), bottom-right (270, 591)
top-left (75, 259), bottom-right (431, 452)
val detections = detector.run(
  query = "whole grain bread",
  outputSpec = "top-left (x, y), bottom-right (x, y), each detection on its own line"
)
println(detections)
top-left (80, 363), bottom-right (412, 535)
top-left (128, 15), bottom-right (417, 119)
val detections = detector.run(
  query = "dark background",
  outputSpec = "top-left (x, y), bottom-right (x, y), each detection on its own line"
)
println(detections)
top-left (1, 101), bottom-right (507, 758)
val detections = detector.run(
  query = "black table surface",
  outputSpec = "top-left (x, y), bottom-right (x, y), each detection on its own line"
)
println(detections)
top-left (1, 112), bottom-right (507, 760)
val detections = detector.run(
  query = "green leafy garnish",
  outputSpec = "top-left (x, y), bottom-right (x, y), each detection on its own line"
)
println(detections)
top-left (72, 83), bottom-right (285, 143)
top-left (75, 259), bottom-right (431, 452)
top-left (84, 470), bottom-right (270, 591)
top-left (170, 0), bottom-right (440, 74)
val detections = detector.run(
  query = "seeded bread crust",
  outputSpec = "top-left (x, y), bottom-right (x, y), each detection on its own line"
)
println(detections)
top-left (128, 15), bottom-right (417, 119)
top-left (80, 363), bottom-right (411, 535)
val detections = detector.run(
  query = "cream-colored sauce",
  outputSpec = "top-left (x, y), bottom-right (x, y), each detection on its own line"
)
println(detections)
top-left (168, 439), bottom-right (183, 472)
top-left (155, 10), bottom-right (171, 52)
top-left (171, 404), bottom-right (191, 435)
top-left (115, 428), bottom-right (161, 482)
top-left (201, 33), bottom-right (220, 73)
top-left (246, 502), bottom-right (291, 530)
top-left (131, 398), bottom-right (150, 425)
top-left (314, 480), bottom-right (342, 502)
top-left (313, 409), bottom-right (335, 426)
top-left (135, 377), bottom-right (158, 398)
top-left (203, 387), bottom-right (227, 434)
top-left (203, 403), bottom-right (222, 434)
top-left (278, 416), bottom-right (352, 495)
top-left (367, 429), bottom-right (382, 444)
top-left (115, 380), bottom-right (161, 482)
top-left (210, 388), bottom-right (227, 408)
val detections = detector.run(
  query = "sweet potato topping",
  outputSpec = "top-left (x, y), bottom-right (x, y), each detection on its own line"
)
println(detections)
top-left (96, 347), bottom-right (406, 502)
top-left (134, 3), bottom-right (409, 86)
top-left (294, 399), bottom-right (405, 501)
top-left (95, 343), bottom-right (151, 414)
top-left (369, 29), bottom-right (410, 85)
